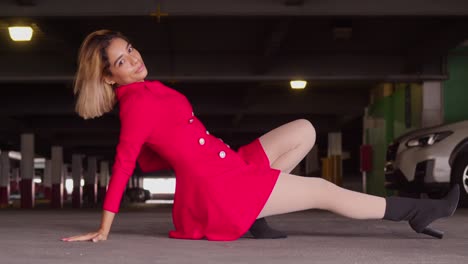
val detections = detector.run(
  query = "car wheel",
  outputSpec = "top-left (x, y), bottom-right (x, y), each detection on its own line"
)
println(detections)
top-left (451, 155), bottom-right (468, 207)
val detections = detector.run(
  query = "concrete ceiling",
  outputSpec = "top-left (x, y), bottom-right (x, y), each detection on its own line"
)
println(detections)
top-left (1, 0), bottom-right (468, 163)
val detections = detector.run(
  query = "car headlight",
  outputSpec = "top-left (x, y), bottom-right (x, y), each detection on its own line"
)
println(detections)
top-left (405, 131), bottom-right (453, 148)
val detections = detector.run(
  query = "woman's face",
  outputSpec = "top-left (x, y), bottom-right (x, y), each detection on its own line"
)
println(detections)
top-left (104, 37), bottom-right (148, 86)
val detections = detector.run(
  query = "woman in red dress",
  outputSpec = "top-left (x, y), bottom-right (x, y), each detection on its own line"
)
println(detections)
top-left (63, 30), bottom-right (459, 242)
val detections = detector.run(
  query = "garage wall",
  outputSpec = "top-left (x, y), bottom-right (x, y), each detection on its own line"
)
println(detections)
top-left (393, 83), bottom-right (422, 137)
top-left (365, 83), bottom-right (422, 196)
top-left (364, 42), bottom-right (468, 196)
top-left (444, 46), bottom-right (468, 123)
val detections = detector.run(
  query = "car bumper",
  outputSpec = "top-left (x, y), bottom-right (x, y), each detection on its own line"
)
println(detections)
top-left (385, 160), bottom-right (450, 193)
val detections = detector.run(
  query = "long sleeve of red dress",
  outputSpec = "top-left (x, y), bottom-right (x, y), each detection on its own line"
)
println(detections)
top-left (103, 92), bottom-right (156, 213)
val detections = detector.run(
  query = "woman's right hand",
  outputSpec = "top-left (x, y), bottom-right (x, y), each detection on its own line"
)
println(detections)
top-left (61, 229), bottom-right (109, 242)
top-left (62, 210), bottom-right (115, 242)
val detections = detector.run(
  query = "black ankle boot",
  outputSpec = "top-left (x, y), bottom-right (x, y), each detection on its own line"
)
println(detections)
top-left (383, 184), bottom-right (459, 239)
top-left (249, 218), bottom-right (287, 239)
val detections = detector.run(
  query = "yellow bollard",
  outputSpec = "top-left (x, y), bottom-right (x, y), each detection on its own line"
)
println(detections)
top-left (321, 158), bottom-right (331, 182)
top-left (330, 155), bottom-right (343, 186)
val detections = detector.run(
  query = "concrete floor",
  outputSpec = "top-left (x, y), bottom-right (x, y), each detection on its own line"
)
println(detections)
top-left (0, 204), bottom-right (467, 264)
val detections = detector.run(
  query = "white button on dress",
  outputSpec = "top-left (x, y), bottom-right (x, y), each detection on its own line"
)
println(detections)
top-left (199, 138), bottom-right (205, 145)
top-left (192, 111), bottom-right (194, 116)
top-left (206, 131), bottom-right (210, 135)
top-left (219, 151), bottom-right (226, 159)
top-left (188, 118), bottom-right (194, 124)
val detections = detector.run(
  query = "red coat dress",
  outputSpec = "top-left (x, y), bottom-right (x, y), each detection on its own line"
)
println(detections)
top-left (103, 80), bottom-right (281, 241)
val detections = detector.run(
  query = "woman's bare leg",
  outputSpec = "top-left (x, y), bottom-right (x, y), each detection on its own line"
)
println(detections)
top-left (249, 119), bottom-right (316, 238)
top-left (257, 119), bottom-right (385, 219)
top-left (259, 173), bottom-right (386, 219)
top-left (259, 119), bottom-right (316, 173)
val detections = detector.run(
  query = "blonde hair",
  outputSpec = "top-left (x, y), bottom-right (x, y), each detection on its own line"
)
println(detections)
top-left (74, 30), bottom-right (129, 119)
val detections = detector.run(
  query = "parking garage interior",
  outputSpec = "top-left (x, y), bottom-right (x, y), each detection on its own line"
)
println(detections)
top-left (1, 0), bottom-right (468, 263)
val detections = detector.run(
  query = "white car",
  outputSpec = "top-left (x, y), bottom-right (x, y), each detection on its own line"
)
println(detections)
top-left (385, 120), bottom-right (468, 206)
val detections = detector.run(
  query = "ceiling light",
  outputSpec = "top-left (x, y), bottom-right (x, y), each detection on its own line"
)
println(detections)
top-left (8, 26), bottom-right (33, 41)
top-left (8, 151), bottom-right (21, 160)
top-left (290, 80), bottom-right (307, 89)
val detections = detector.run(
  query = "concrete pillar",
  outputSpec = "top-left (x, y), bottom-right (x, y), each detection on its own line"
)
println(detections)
top-left (422, 81), bottom-right (443, 127)
top-left (327, 132), bottom-right (342, 157)
top-left (43, 160), bottom-right (52, 200)
top-left (134, 175), bottom-right (139, 188)
top-left (98, 161), bottom-right (109, 203)
top-left (0, 152), bottom-right (10, 207)
top-left (305, 147), bottom-right (320, 177)
top-left (72, 154), bottom-right (83, 208)
top-left (62, 164), bottom-right (69, 201)
top-left (51, 146), bottom-right (63, 208)
top-left (128, 175), bottom-right (134, 188)
top-left (138, 175), bottom-right (144, 189)
top-left (327, 132), bottom-right (343, 186)
top-left (10, 168), bottom-right (19, 195)
top-left (133, 174), bottom-right (138, 188)
top-left (20, 134), bottom-right (35, 208)
top-left (84, 157), bottom-right (97, 206)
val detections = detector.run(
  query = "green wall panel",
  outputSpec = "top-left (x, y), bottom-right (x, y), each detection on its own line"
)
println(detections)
top-left (366, 83), bottom-right (422, 196)
top-left (444, 47), bottom-right (468, 123)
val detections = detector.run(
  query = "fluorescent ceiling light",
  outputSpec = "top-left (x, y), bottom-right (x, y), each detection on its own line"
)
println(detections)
top-left (8, 151), bottom-right (21, 160)
top-left (290, 80), bottom-right (307, 89)
top-left (8, 26), bottom-right (33, 41)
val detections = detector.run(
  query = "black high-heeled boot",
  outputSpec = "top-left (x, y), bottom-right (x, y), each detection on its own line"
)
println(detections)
top-left (383, 184), bottom-right (460, 239)
top-left (249, 218), bottom-right (287, 239)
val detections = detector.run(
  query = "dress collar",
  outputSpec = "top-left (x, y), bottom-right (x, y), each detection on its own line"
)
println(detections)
top-left (115, 80), bottom-right (147, 100)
